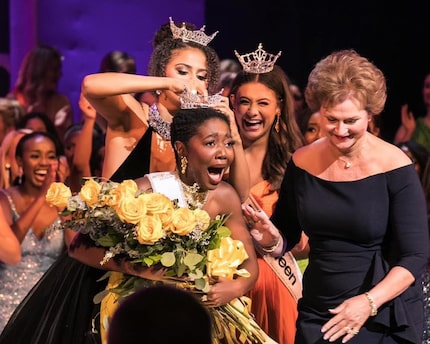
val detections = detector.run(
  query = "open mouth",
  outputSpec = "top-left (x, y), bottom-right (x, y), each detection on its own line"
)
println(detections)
top-left (243, 119), bottom-right (262, 129)
top-left (208, 167), bottom-right (225, 184)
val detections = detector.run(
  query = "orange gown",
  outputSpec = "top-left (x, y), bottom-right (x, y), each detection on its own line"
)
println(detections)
top-left (247, 180), bottom-right (300, 344)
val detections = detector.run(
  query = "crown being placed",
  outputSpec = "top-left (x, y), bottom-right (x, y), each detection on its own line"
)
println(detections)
top-left (169, 17), bottom-right (218, 46)
top-left (179, 88), bottom-right (223, 109)
top-left (234, 43), bottom-right (282, 73)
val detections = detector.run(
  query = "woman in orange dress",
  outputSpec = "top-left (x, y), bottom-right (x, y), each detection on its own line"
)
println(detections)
top-left (229, 43), bottom-right (307, 343)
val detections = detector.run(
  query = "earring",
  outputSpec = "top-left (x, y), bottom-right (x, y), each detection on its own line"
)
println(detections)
top-left (180, 156), bottom-right (188, 175)
top-left (275, 115), bottom-right (280, 133)
top-left (17, 166), bottom-right (23, 185)
top-left (155, 90), bottom-right (161, 95)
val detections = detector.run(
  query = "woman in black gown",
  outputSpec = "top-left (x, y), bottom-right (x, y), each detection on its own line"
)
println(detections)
top-left (243, 49), bottom-right (429, 343)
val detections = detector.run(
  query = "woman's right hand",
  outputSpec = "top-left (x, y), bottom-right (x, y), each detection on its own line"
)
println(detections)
top-left (241, 203), bottom-right (282, 251)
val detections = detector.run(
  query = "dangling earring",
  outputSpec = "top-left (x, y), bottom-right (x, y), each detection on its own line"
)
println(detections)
top-left (275, 115), bottom-right (280, 133)
top-left (155, 90), bottom-right (161, 96)
top-left (180, 156), bottom-right (188, 175)
top-left (17, 166), bottom-right (23, 185)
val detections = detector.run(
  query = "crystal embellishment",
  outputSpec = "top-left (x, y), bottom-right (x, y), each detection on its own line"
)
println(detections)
top-left (234, 43), bottom-right (282, 74)
top-left (148, 104), bottom-right (171, 141)
top-left (169, 17), bottom-right (218, 46)
top-left (179, 89), bottom-right (223, 109)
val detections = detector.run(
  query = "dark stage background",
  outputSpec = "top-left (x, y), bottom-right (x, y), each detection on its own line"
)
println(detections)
top-left (206, 0), bottom-right (430, 141)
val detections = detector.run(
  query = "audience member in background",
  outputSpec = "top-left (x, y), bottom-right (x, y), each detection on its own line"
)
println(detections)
top-left (396, 140), bottom-right (430, 344)
top-left (6, 44), bottom-right (73, 144)
top-left (289, 81), bottom-right (305, 117)
top-left (244, 49), bottom-right (429, 343)
top-left (107, 285), bottom-right (212, 344)
top-left (0, 206), bottom-right (21, 266)
top-left (0, 128), bottom-right (32, 188)
top-left (93, 50), bottom-right (137, 135)
top-left (0, 131), bottom-right (75, 331)
top-left (228, 43), bottom-right (305, 343)
top-left (394, 72), bottom-right (430, 152)
top-left (65, 95), bottom-right (105, 192)
top-left (218, 58), bottom-right (241, 96)
top-left (15, 112), bottom-right (69, 183)
top-left (16, 112), bottom-right (64, 152)
top-left (296, 107), bottom-right (322, 145)
top-left (0, 98), bottom-right (24, 144)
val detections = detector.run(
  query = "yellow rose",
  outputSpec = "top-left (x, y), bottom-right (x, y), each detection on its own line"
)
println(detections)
top-left (193, 209), bottom-right (211, 231)
top-left (115, 194), bottom-right (147, 224)
top-left (144, 193), bottom-right (174, 215)
top-left (45, 182), bottom-right (72, 209)
top-left (171, 207), bottom-right (197, 235)
top-left (79, 179), bottom-right (102, 207)
top-left (105, 180), bottom-right (138, 208)
top-left (206, 237), bottom-right (250, 279)
top-left (135, 215), bottom-right (165, 244)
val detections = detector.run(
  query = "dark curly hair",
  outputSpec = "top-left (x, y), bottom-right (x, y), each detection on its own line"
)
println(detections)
top-left (148, 20), bottom-right (220, 95)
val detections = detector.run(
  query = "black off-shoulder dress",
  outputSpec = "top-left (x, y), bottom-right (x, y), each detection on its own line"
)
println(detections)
top-left (271, 159), bottom-right (429, 343)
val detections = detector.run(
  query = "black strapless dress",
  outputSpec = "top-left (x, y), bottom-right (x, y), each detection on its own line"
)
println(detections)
top-left (0, 129), bottom-right (153, 344)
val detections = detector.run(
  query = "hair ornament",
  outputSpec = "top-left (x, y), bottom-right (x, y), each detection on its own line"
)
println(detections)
top-left (179, 88), bottom-right (223, 109)
top-left (234, 43), bottom-right (282, 73)
top-left (169, 17), bottom-right (218, 46)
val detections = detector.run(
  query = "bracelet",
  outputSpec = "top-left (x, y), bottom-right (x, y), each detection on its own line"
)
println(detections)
top-left (260, 236), bottom-right (282, 254)
top-left (364, 292), bottom-right (378, 316)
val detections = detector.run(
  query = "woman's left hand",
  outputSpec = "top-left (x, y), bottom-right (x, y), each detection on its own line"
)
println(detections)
top-left (321, 294), bottom-right (370, 342)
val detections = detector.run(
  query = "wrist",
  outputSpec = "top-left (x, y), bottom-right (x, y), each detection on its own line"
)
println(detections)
top-left (364, 292), bottom-right (378, 316)
top-left (260, 236), bottom-right (282, 254)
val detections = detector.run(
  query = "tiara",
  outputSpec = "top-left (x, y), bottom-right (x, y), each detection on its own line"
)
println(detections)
top-left (169, 17), bottom-right (218, 46)
top-left (179, 88), bottom-right (223, 109)
top-left (234, 43), bottom-right (282, 73)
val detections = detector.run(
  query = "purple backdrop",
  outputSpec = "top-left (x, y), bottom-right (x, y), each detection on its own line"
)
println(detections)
top-left (9, 0), bottom-right (205, 122)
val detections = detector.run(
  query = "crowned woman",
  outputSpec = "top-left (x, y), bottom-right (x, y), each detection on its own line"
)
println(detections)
top-left (75, 107), bottom-right (276, 343)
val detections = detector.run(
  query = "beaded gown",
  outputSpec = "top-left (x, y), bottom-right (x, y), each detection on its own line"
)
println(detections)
top-left (0, 122), bottom-right (175, 343)
top-left (0, 190), bottom-right (64, 332)
top-left (271, 160), bottom-right (429, 343)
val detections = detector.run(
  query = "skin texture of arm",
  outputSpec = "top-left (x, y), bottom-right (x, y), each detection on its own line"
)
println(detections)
top-left (0, 207), bottom-right (21, 265)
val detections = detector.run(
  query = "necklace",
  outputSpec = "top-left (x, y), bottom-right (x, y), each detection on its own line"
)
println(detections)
top-left (338, 158), bottom-right (351, 169)
top-left (179, 179), bottom-right (209, 210)
top-left (148, 103), bottom-right (171, 140)
top-left (338, 144), bottom-right (366, 170)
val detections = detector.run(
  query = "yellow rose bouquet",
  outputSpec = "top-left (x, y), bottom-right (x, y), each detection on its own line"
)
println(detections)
top-left (47, 178), bottom-right (273, 344)
top-left (46, 178), bottom-right (246, 293)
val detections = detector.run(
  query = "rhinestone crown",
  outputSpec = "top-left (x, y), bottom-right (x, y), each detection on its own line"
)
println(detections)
top-left (234, 43), bottom-right (282, 73)
top-left (169, 17), bottom-right (218, 46)
top-left (179, 89), bottom-right (223, 109)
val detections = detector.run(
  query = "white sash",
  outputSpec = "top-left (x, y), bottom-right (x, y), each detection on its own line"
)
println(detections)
top-left (263, 251), bottom-right (303, 302)
top-left (145, 171), bottom-right (187, 207)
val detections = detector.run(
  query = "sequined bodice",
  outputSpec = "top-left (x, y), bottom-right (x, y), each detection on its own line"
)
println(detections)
top-left (0, 192), bottom-right (64, 331)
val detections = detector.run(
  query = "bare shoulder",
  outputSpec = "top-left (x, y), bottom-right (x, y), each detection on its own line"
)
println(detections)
top-left (373, 136), bottom-right (413, 171)
top-left (293, 138), bottom-right (324, 169)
